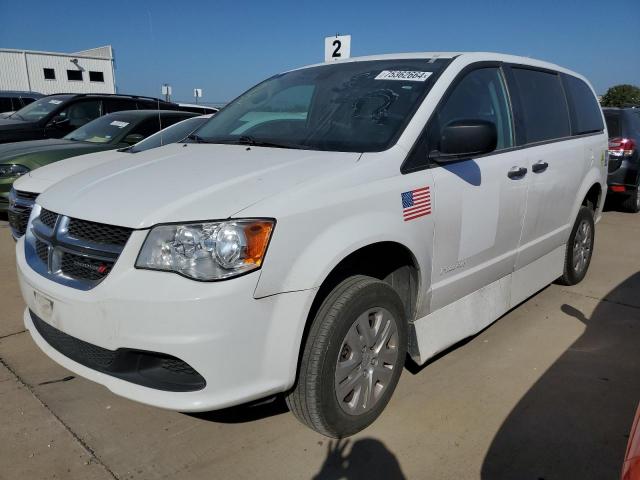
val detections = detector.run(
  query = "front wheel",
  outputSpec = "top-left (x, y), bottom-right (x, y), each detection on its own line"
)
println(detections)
top-left (286, 275), bottom-right (407, 438)
top-left (557, 206), bottom-right (595, 286)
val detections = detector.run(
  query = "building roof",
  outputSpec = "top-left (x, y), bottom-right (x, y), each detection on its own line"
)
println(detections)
top-left (0, 45), bottom-right (113, 61)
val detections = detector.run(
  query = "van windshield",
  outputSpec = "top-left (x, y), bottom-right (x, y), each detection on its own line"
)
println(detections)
top-left (193, 59), bottom-right (450, 152)
top-left (8, 96), bottom-right (71, 122)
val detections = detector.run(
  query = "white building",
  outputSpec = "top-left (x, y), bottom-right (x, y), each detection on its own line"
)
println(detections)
top-left (0, 46), bottom-right (116, 95)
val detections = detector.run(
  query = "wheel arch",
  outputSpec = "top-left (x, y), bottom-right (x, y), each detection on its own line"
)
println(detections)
top-left (292, 240), bottom-right (422, 382)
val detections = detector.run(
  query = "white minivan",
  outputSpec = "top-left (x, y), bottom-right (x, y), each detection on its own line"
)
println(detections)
top-left (16, 52), bottom-right (607, 437)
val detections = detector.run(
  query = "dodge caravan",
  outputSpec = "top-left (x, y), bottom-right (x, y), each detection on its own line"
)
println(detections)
top-left (16, 52), bottom-right (608, 437)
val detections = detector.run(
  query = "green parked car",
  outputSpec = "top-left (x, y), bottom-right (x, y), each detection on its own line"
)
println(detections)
top-left (0, 109), bottom-right (195, 211)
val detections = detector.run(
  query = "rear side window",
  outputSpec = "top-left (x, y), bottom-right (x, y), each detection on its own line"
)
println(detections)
top-left (512, 68), bottom-right (570, 143)
top-left (604, 112), bottom-right (621, 138)
top-left (563, 75), bottom-right (603, 135)
top-left (137, 99), bottom-right (166, 110)
top-left (104, 98), bottom-right (137, 114)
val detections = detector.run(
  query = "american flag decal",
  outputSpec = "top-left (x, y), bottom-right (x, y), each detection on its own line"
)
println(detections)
top-left (401, 187), bottom-right (431, 221)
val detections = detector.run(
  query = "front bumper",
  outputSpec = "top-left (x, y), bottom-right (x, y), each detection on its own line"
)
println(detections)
top-left (17, 232), bottom-right (317, 412)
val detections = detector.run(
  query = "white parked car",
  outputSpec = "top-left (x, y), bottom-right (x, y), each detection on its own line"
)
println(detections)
top-left (16, 52), bottom-right (607, 437)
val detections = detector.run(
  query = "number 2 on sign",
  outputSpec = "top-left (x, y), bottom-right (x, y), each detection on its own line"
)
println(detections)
top-left (332, 40), bottom-right (342, 58)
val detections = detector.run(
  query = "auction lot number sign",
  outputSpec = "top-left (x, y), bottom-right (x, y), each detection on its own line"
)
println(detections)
top-left (325, 35), bottom-right (351, 62)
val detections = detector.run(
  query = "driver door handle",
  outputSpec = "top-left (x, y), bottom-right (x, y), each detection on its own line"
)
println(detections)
top-left (532, 160), bottom-right (549, 173)
top-left (507, 166), bottom-right (528, 179)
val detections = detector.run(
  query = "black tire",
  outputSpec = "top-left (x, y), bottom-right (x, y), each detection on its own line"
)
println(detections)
top-left (621, 187), bottom-right (640, 213)
top-left (557, 206), bottom-right (595, 286)
top-left (286, 275), bottom-right (407, 438)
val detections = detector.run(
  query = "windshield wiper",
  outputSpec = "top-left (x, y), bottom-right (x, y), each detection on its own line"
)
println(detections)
top-left (186, 133), bottom-right (208, 143)
top-left (230, 135), bottom-right (306, 150)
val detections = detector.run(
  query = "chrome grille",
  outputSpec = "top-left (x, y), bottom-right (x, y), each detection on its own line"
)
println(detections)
top-left (15, 190), bottom-right (38, 202)
top-left (35, 239), bottom-right (49, 263)
top-left (8, 189), bottom-right (38, 239)
top-left (39, 209), bottom-right (58, 229)
top-left (8, 209), bottom-right (30, 237)
top-left (60, 252), bottom-right (114, 281)
top-left (25, 205), bottom-right (132, 290)
top-left (68, 218), bottom-right (131, 247)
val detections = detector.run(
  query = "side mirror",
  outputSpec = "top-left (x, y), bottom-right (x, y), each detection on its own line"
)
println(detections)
top-left (123, 133), bottom-right (144, 145)
top-left (48, 115), bottom-right (70, 128)
top-left (429, 119), bottom-right (497, 162)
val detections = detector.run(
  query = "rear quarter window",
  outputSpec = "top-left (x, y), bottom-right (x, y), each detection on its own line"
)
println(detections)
top-left (563, 75), bottom-right (604, 135)
top-left (511, 67), bottom-right (571, 144)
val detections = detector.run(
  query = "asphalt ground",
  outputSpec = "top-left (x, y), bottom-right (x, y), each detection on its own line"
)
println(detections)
top-left (1, 208), bottom-right (639, 480)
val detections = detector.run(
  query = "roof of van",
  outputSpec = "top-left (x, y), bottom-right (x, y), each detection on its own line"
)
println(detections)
top-left (296, 52), bottom-right (584, 80)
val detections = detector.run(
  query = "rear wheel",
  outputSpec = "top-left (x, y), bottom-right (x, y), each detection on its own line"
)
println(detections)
top-left (621, 187), bottom-right (640, 213)
top-left (557, 206), bottom-right (595, 286)
top-left (286, 275), bottom-right (407, 438)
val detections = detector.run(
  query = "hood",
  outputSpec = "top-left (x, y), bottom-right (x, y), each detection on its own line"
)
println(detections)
top-left (0, 138), bottom-right (104, 162)
top-left (0, 117), bottom-right (34, 130)
top-left (38, 143), bottom-right (360, 228)
top-left (13, 149), bottom-right (127, 194)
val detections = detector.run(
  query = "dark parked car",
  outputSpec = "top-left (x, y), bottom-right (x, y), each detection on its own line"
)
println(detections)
top-left (7, 114), bottom-right (210, 238)
top-left (0, 109), bottom-right (196, 212)
top-left (0, 93), bottom-right (183, 144)
top-left (604, 107), bottom-right (640, 212)
top-left (0, 91), bottom-right (43, 116)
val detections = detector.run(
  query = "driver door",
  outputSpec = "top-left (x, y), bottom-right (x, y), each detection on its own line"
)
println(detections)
top-left (427, 66), bottom-right (528, 318)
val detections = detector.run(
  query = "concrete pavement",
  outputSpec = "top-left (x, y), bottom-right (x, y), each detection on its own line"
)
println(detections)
top-left (1, 210), bottom-right (639, 479)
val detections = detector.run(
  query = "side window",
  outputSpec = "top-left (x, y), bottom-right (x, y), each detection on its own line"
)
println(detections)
top-left (431, 68), bottom-right (513, 151)
top-left (632, 112), bottom-right (640, 135)
top-left (563, 75), bottom-right (604, 135)
top-left (136, 99), bottom-right (163, 110)
top-left (403, 67), bottom-right (513, 173)
top-left (43, 68), bottom-right (55, 80)
top-left (159, 115), bottom-right (191, 130)
top-left (58, 100), bottom-right (102, 128)
top-left (20, 97), bottom-right (36, 108)
top-left (128, 117), bottom-right (162, 139)
top-left (0, 98), bottom-right (12, 112)
top-left (104, 98), bottom-right (137, 114)
top-left (511, 68), bottom-right (570, 143)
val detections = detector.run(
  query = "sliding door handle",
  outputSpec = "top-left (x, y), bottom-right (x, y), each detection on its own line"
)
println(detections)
top-left (507, 166), bottom-right (528, 179)
top-left (532, 161), bottom-right (549, 173)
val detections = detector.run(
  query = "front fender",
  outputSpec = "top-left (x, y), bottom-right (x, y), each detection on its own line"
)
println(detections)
top-left (254, 208), bottom-right (433, 302)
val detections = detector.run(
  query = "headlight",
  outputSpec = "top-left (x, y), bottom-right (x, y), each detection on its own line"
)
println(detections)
top-left (0, 164), bottom-right (29, 178)
top-left (136, 219), bottom-right (275, 280)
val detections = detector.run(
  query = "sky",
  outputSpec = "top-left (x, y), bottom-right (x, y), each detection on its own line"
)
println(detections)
top-left (1, 0), bottom-right (638, 103)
